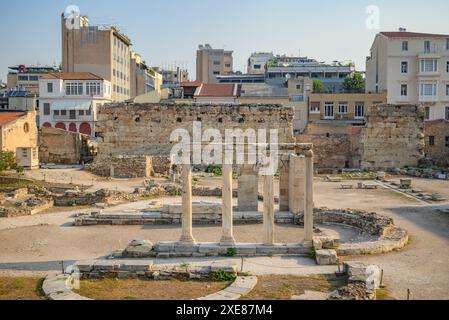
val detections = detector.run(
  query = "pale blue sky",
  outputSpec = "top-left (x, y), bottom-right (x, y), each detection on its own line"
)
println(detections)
top-left (0, 0), bottom-right (448, 82)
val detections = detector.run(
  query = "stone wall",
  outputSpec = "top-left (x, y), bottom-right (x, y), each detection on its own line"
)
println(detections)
top-left (39, 127), bottom-right (85, 165)
top-left (85, 155), bottom-right (152, 178)
top-left (94, 103), bottom-right (295, 158)
top-left (360, 105), bottom-right (425, 170)
top-left (424, 120), bottom-right (449, 166)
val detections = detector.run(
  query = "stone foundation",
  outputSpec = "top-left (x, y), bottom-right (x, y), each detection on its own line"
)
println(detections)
top-left (85, 155), bottom-right (152, 178)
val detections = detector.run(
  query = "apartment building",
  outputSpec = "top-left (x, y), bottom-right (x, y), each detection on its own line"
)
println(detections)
top-left (308, 93), bottom-right (387, 123)
top-left (7, 65), bottom-right (60, 94)
top-left (366, 30), bottom-right (449, 120)
top-left (265, 56), bottom-right (355, 93)
top-left (61, 14), bottom-right (131, 101)
top-left (130, 52), bottom-right (162, 98)
top-left (196, 44), bottom-right (233, 83)
top-left (247, 52), bottom-right (274, 74)
top-left (39, 72), bottom-right (112, 136)
top-left (0, 89), bottom-right (38, 112)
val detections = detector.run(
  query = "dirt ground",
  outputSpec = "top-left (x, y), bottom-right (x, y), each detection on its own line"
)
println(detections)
top-left (1, 170), bottom-right (449, 300)
top-left (75, 279), bottom-right (231, 300)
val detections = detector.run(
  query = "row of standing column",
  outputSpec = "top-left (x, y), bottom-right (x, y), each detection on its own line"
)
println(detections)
top-left (178, 152), bottom-right (314, 246)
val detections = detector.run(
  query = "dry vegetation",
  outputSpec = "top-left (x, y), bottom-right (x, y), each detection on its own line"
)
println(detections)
top-left (0, 277), bottom-right (46, 300)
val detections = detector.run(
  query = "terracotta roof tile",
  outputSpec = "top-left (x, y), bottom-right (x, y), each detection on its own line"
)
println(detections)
top-left (0, 111), bottom-right (26, 126)
top-left (196, 84), bottom-right (236, 97)
top-left (41, 72), bottom-right (104, 80)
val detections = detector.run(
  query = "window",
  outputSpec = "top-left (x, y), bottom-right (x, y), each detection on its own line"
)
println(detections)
top-left (43, 103), bottom-right (50, 115)
top-left (253, 64), bottom-right (261, 69)
top-left (401, 84), bottom-right (408, 96)
top-left (446, 84), bottom-right (449, 96)
top-left (23, 123), bottom-right (29, 133)
top-left (355, 102), bottom-right (365, 118)
top-left (29, 76), bottom-right (38, 81)
top-left (86, 108), bottom-right (92, 116)
top-left (225, 64), bottom-right (231, 68)
top-left (18, 75), bottom-right (28, 81)
top-left (420, 59), bottom-right (438, 73)
top-left (429, 136), bottom-right (435, 146)
top-left (213, 61), bottom-right (221, 65)
top-left (402, 41), bottom-right (408, 51)
top-left (310, 102), bottom-right (320, 113)
top-left (65, 82), bottom-right (83, 95)
top-left (213, 71), bottom-right (220, 75)
top-left (446, 136), bottom-right (449, 148)
top-left (47, 82), bottom-right (53, 93)
top-left (324, 102), bottom-right (334, 119)
top-left (53, 110), bottom-right (59, 116)
top-left (447, 61), bottom-right (449, 73)
top-left (425, 107), bottom-right (430, 120)
top-left (86, 82), bottom-right (101, 96)
top-left (79, 110), bottom-right (85, 116)
top-left (446, 107), bottom-right (449, 120)
top-left (424, 40), bottom-right (431, 53)
top-left (401, 61), bottom-right (408, 73)
top-left (338, 102), bottom-right (348, 113)
top-left (420, 82), bottom-right (437, 97)
top-left (61, 110), bottom-right (67, 116)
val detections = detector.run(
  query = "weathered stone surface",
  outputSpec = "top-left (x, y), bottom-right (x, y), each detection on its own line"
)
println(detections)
top-left (256, 244), bottom-right (288, 255)
top-left (291, 290), bottom-right (329, 300)
top-left (122, 239), bottom-right (154, 258)
top-left (315, 249), bottom-right (338, 265)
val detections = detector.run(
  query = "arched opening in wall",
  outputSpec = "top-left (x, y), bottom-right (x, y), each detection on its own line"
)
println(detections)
top-left (69, 123), bottom-right (77, 133)
top-left (42, 122), bottom-right (52, 128)
top-left (55, 122), bottom-right (66, 130)
top-left (79, 122), bottom-right (92, 135)
top-left (23, 122), bottom-right (29, 133)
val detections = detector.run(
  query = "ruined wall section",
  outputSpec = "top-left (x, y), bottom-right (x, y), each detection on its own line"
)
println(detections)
top-left (360, 104), bottom-right (425, 170)
top-left (424, 120), bottom-right (449, 166)
top-left (95, 103), bottom-right (295, 158)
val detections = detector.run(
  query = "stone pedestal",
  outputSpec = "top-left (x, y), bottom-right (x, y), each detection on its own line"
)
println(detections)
top-left (304, 151), bottom-right (314, 242)
top-left (179, 164), bottom-right (195, 244)
top-left (237, 164), bottom-right (258, 211)
top-left (263, 174), bottom-right (275, 245)
top-left (289, 155), bottom-right (305, 214)
top-left (220, 164), bottom-right (235, 245)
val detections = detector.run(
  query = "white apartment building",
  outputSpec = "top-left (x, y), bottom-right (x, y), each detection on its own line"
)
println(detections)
top-left (366, 31), bottom-right (449, 120)
top-left (39, 72), bottom-right (112, 136)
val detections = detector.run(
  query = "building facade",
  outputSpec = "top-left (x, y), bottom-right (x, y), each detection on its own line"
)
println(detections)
top-left (308, 93), bottom-right (387, 123)
top-left (39, 72), bottom-right (112, 136)
top-left (196, 44), bottom-right (233, 83)
top-left (61, 13), bottom-right (131, 101)
top-left (247, 52), bottom-right (274, 74)
top-left (265, 56), bottom-right (355, 93)
top-left (7, 65), bottom-right (60, 94)
top-left (130, 52), bottom-right (162, 98)
top-left (366, 31), bottom-right (449, 120)
top-left (0, 111), bottom-right (39, 168)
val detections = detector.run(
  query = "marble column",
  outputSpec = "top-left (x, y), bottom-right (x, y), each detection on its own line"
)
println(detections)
top-left (263, 174), bottom-right (275, 245)
top-left (304, 150), bottom-right (314, 242)
top-left (179, 164), bottom-right (195, 245)
top-left (220, 164), bottom-right (236, 245)
top-left (279, 154), bottom-right (290, 212)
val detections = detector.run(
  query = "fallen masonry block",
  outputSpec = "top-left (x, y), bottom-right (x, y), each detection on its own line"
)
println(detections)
top-left (315, 249), bottom-right (338, 265)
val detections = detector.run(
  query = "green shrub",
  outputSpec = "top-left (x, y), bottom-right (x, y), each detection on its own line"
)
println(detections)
top-left (225, 247), bottom-right (237, 257)
top-left (0, 151), bottom-right (18, 173)
top-left (308, 246), bottom-right (316, 259)
top-left (213, 270), bottom-right (237, 282)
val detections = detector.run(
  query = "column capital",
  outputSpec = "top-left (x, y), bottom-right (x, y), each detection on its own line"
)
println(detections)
top-left (304, 150), bottom-right (314, 158)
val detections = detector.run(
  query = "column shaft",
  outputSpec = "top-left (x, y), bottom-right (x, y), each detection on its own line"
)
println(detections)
top-left (179, 164), bottom-right (195, 244)
top-left (304, 151), bottom-right (314, 242)
top-left (263, 174), bottom-right (275, 245)
top-left (220, 164), bottom-right (235, 245)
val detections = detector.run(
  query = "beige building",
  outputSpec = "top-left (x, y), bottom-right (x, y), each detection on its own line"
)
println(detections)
top-left (0, 111), bottom-right (38, 168)
top-left (130, 52), bottom-right (162, 98)
top-left (366, 30), bottom-right (449, 120)
top-left (61, 14), bottom-right (131, 101)
top-left (308, 93), bottom-right (387, 123)
top-left (196, 44), bottom-right (233, 83)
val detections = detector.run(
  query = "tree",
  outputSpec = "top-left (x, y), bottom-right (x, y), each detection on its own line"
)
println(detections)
top-left (0, 151), bottom-right (19, 173)
top-left (342, 72), bottom-right (365, 93)
top-left (312, 79), bottom-right (325, 93)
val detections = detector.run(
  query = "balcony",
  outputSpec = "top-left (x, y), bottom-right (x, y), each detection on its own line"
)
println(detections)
top-left (419, 95), bottom-right (438, 103)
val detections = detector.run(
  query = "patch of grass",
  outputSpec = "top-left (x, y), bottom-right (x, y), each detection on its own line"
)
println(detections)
top-left (75, 278), bottom-right (231, 300)
top-left (179, 262), bottom-right (190, 268)
top-left (0, 277), bottom-right (46, 300)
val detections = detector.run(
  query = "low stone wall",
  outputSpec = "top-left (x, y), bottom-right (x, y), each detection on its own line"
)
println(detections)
top-left (85, 155), bottom-right (152, 178)
top-left (0, 198), bottom-right (54, 218)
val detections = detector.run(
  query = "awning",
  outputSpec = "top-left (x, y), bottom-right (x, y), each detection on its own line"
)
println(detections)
top-left (51, 101), bottom-right (91, 110)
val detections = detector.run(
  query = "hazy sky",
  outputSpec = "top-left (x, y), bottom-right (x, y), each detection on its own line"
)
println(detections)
top-left (0, 0), bottom-right (448, 82)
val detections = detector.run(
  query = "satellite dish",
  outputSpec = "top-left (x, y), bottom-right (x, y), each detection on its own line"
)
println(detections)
top-left (64, 5), bottom-right (80, 18)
